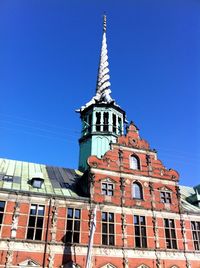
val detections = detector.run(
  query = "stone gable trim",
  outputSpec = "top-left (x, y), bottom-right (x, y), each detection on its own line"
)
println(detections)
top-left (91, 168), bottom-right (176, 186)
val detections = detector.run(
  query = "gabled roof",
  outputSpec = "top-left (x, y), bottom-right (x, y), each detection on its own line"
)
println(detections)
top-left (0, 158), bottom-right (86, 199)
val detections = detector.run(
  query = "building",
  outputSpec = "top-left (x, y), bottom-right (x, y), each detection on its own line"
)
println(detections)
top-left (0, 16), bottom-right (200, 268)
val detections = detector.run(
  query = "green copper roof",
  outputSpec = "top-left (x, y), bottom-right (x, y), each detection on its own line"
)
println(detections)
top-left (0, 158), bottom-right (84, 199)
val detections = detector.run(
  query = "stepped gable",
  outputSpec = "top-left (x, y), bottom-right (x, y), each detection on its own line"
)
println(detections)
top-left (88, 121), bottom-right (179, 182)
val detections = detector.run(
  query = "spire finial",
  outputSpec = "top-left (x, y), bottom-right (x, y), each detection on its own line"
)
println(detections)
top-left (103, 14), bottom-right (107, 32)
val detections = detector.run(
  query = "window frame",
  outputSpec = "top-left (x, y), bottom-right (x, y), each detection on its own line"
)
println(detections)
top-left (65, 207), bottom-right (81, 244)
top-left (134, 215), bottom-right (147, 248)
top-left (101, 212), bottom-right (115, 246)
top-left (101, 182), bottom-right (114, 196)
top-left (164, 218), bottom-right (177, 249)
top-left (160, 191), bottom-right (172, 204)
top-left (191, 221), bottom-right (200, 250)
top-left (132, 181), bottom-right (143, 200)
top-left (26, 204), bottom-right (45, 241)
top-left (130, 154), bottom-right (140, 170)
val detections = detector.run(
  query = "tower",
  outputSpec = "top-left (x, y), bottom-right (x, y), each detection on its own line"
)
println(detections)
top-left (77, 16), bottom-right (126, 171)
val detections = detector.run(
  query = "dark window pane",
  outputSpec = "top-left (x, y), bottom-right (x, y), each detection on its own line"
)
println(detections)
top-left (27, 228), bottom-right (34, 240)
top-left (73, 232), bottom-right (79, 243)
top-left (166, 239), bottom-right (171, 249)
top-left (135, 237), bottom-right (140, 247)
top-left (74, 220), bottom-right (80, 231)
top-left (109, 224), bottom-right (114, 234)
top-left (109, 235), bottom-right (114, 245)
top-left (109, 213), bottom-right (114, 222)
top-left (102, 223), bottom-right (107, 234)
top-left (194, 241), bottom-right (199, 250)
top-left (38, 206), bottom-right (44, 216)
top-left (135, 226), bottom-right (140, 236)
top-left (172, 240), bottom-right (177, 249)
top-left (75, 209), bottom-right (80, 219)
top-left (169, 219), bottom-right (175, 228)
top-left (36, 217), bottom-right (43, 228)
top-left (165, 229), bottom-right (170, 238)
top-left (28, 216), bottom-right (36, 227)
top-left (102, 234), bottom-right (108, 245)
top-left (191, 222), bottom-right (195, 230)
top-left (0, 201), bottom-right (5, 212)
top-left (171, 229), bottom-right (176, 238)
top-left (66, 231), bottom-right (72, 243)
top-left (141, 226), bottom-right (146, 236)
top-left (142, 237), bottom-right (147, 248)
top-left (67, 208), bottom-right (73, 218)
top-left (30, 205), bottom-right (37, 215)
top-left (67, 220), bottom-right (73, 231)
top-left (35, 229), bottom-right (42, 240)
top-left (140, 216), bottom-right (145, 225)
top-left (102, 212), bottom-right (107, 222)
top-left (0, 214), bottom-right (3, 225)
top-left (164, 219), bottom-right (169, 227)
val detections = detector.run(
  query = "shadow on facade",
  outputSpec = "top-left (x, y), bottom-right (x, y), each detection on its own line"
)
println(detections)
top-left (61, 234), bottom-right (79, 268)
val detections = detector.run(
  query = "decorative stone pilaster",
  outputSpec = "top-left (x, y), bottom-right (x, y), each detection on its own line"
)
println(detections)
top-left (48, 245), bottom-right (55, 268)
top-left (146, 154), bottom-right (152, 175)
top-left (51, 200), bottom-right (58, 242)
top-left (11, 201), bottom-right (20, 239)
top-left (5, 241), bottom-right (14, 268)
top-left (149, 182), bottom-right (161, 268)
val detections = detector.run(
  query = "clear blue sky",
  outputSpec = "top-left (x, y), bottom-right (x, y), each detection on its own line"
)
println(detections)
top-left (0, 0), bottom-right (199, 186)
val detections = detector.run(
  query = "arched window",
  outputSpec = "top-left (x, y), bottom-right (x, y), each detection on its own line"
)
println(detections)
top-left (132, 182), bottom-right (143, 199)
top-left (130, 155), bottom-right (140, 169)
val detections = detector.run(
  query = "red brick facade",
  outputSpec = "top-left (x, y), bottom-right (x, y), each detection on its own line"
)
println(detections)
top-left (0, 122), bottom-right (199, 268)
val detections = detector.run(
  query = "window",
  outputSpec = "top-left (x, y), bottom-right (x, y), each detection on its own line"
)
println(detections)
top-left (132, 182), bottom-right (143, 199)
top-left (102, 212), bottom-right (115, 245)
top-left (103, 112), bottom-right (109, 132)
top-left (88, 114), bottom-right (92, 133)
top-left (118, 117), bottom-right (122, 134)
top-left (27, 204), bottom-right (45, 240)
top-left (134, 215), bottom-right (147, 248)
top-left (0, 201), bottom-right (5, 228)
top-left (164, 219), bottom-right (177, 249)
top-left (130, 155), bottom-right (140, 169)
top-left (102, 182), bottom-right (114, 196)
top-left (65, 208), bottom-right (81, 243)
top-left (160, 191), bottom-right (171, 204)
top-left (191, 221), bottom-right (200, 250)
top-left (96, 112), bottom-right (101, 131)
top-left (112, 114), bottom-right (116, 133)
top-left (2, 175), bottom-right (13, 182)
top-left (31, 178), bottom-right (44, 188)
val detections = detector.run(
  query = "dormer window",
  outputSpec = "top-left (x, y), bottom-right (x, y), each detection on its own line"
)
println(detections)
top-left (130, 155), bottom-right (140, 170)
top-left (31, 172), bottom-right (44, 189)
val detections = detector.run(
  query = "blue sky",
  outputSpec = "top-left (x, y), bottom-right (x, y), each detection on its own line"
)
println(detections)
top-left (0, 0), bottom-right (199, 186)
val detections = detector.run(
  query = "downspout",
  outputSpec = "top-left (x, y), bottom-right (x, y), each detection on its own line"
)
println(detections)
top-left (43, 197), bottom-right (52, 268)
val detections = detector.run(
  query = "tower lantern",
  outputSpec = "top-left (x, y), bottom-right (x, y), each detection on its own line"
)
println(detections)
top-left (76, 15), bottom-right (126, 171)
